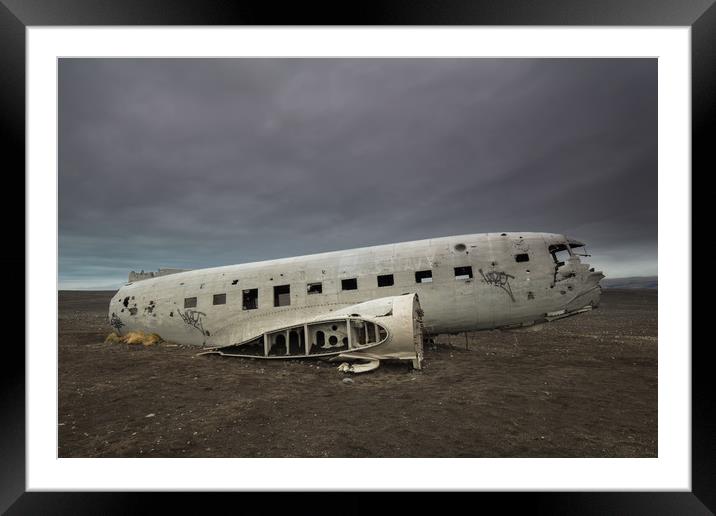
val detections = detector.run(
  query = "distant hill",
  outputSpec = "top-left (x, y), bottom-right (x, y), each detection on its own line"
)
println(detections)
top-left (601, 276), bottom-right (657, 289)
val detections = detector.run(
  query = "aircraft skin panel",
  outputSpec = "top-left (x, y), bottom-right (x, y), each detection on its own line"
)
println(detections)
top-left (108, 232), bottom-right (604, 368)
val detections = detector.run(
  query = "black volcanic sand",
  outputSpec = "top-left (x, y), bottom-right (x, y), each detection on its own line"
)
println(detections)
top-left (58, 289), bottom-right (657, 457)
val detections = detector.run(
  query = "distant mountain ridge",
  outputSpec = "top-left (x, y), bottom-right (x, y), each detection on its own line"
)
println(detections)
top-left (601, 276), bottom-right (657, 289)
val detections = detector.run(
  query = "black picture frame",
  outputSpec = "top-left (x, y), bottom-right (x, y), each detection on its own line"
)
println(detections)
top-left (4, 1), bottom-right (707, 513)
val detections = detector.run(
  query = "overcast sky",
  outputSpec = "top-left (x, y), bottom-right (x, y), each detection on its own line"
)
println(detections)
top-left (59, 58), bottom-right (657, 290)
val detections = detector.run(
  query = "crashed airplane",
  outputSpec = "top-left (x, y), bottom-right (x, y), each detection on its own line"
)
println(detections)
top-left (109, 232), bottom-right (604, 371)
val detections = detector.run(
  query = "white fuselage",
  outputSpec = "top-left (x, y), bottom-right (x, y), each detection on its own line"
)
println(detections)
top-left (109, 232), bottom-right (603, 348)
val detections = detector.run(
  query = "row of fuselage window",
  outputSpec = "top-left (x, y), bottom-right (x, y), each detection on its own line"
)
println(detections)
top-left (181, 264), bottom-right (486, 311)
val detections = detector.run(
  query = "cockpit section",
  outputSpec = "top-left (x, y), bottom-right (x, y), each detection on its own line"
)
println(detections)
top-left (543, 234), bottom-right (605, 313)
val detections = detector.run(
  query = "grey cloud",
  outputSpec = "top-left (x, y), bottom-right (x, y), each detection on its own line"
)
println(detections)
top-left (59, 58), bottom-right (657, 289)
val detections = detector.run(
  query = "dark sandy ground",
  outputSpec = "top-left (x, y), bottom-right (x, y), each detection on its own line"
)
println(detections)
top-left (58, 289), bottom-right (657, 457)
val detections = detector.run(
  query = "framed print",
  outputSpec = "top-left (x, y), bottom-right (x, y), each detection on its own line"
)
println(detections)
top-left (4, 0), bottom-right (709, 513)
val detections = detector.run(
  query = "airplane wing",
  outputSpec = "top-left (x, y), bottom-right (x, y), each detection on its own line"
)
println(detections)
top-left (199, 293), bottom-right (424, 369)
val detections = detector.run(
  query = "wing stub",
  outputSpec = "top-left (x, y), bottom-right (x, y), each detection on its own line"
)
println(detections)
top-left (199, 293), bottom-right (424, 369)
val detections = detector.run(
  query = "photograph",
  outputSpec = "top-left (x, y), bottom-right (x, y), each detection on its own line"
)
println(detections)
top-left (57, 57), bottom-right (658, 459)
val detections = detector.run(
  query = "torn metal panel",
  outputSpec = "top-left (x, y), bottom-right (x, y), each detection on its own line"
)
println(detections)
top-left (337, 359), bottom-right (380, 374)
top-left (128, 267), bottom-right (190, 282)
top-left (545, 305), bottom-right (594, 322)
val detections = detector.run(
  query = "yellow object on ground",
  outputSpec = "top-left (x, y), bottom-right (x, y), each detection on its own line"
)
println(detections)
top-left (105, 331), bottom-right (163, 346)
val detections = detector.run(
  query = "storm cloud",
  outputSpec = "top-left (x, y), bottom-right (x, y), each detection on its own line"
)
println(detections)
top-left (59, 58), bottom-right (657, 289)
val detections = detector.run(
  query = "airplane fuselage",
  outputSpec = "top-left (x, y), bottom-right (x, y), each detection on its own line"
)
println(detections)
top-left (108, 232), bottom-right (604, 352)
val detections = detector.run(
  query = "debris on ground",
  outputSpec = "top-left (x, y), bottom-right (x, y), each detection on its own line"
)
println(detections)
top-left (105, 331), bottom-right (163, 347)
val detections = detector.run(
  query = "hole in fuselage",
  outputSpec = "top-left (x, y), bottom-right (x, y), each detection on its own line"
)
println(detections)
top-left (269, 334), bottom-right (287, 356)
top-left (289, 330), bottom-right (303, 354)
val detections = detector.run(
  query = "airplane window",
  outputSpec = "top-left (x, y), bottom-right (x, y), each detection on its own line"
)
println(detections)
top-left (549, 244), bottom-right (571, 266)
top-left (184, 297), bottom-right (197, 308)
top-left (242, 288), bottom-right (258, 310)
top-left (274, 285), bottom-right (291, 307)
top-left (213, 293), bottom-right (226, 305)
top-left (307, 282), bottom-right (322, 294)
top-left (454, 266), bottom-right (473, 280)
top-left (515, 253), bottom-right (529, 263)
top-left (342, 278), bottom-right (358, 291)
top-left (377, 274), bottom-right (394, 287)
top-left (415, 270), bottom-right (432, 283)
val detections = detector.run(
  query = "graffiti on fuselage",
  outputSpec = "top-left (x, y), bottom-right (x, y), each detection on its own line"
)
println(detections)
top-left (177, 308), bottom-right (209, 336)
top-left (478, 268), bottom-right (516, 302)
